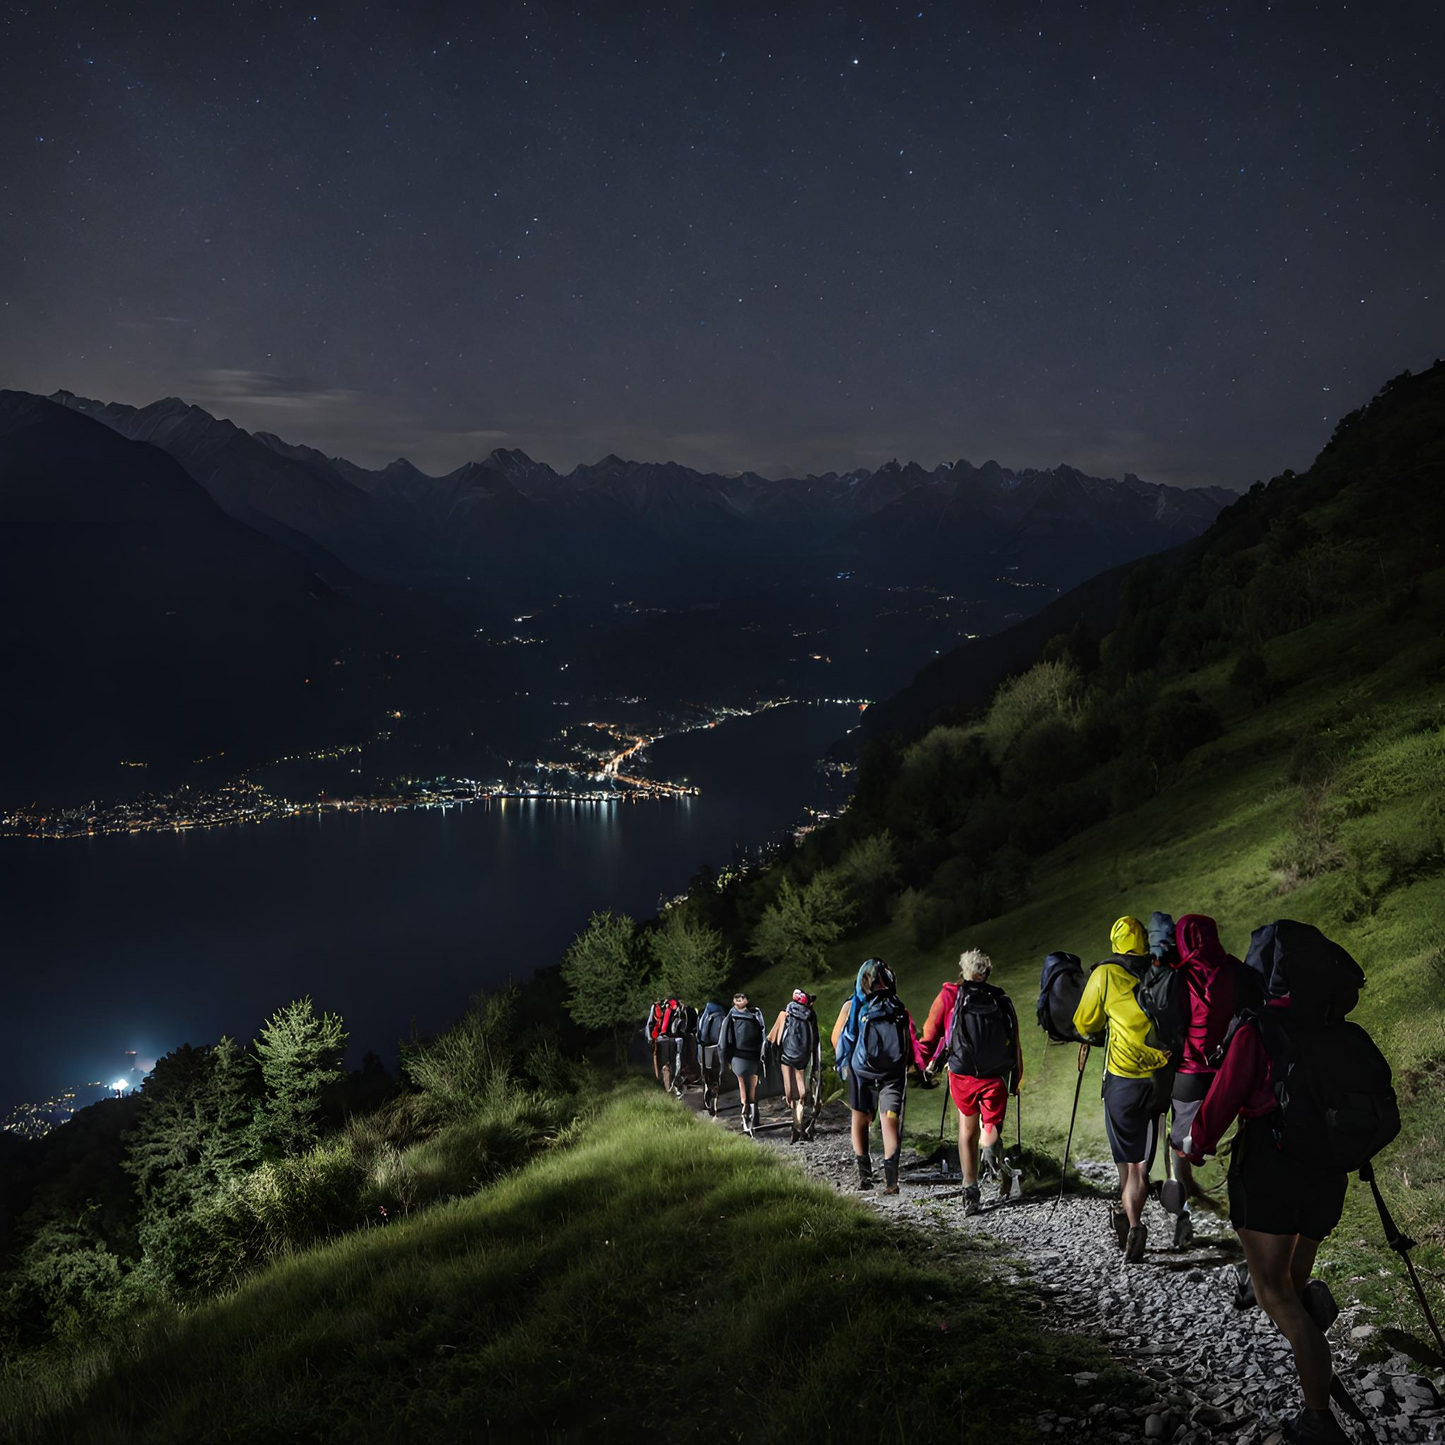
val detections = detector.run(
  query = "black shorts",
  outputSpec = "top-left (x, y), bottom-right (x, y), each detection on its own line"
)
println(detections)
top-left (1228, 1116), bottom-right (1348, 1239)
top-left (1102, 1073), bottom-right (1161, 1168)
top-left (1169, 1071), bottom-right (1214, 1151)
top-left (848, 1071), bottom-right (905, 1119)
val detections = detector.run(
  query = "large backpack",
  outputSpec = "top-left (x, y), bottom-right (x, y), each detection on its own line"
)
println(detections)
top-left (1135, 958), bottom-right (1189, 1057)
top-left (654, 998), bottom-right (690, 1040)
top-left (779, 1000), bottom-right (819, 1068)
top-left (850, 992), bottom-right (911, 1079)
top-left (1255, 1011), bottom-right (1400, 1172)
top-left (947, 982), bottom-right (1016, 1079)
top-left (728, 1007), bottom-right (764, 1056)
top-left (1148, 912), bottom-right (1178, 964)
top-left (696, 1001), bottom-right (726, 1047)
top-left (1036, 952), bottom-right (1086, 1044)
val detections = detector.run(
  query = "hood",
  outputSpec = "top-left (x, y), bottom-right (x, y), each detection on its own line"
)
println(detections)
top-left (1111, 916), bottom-right (1148, 957)
top-left (855, 958), bottom-right (896, 1001)
top-left (1177, 913), bottom-right (1232, 975)
top-left (1247, 920), bottom-right (1364, 1027)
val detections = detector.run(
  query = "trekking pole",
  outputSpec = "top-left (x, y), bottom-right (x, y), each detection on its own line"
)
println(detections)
top-left (1009, 1090), bottom-right (1025, 1200)
top-left (1052, 1043), bottom-right (1090, 1214)
top-left (1361, 1159), bottom-right (1445, 1358)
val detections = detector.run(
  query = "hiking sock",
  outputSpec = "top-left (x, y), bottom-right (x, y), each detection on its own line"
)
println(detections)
top-left (1125, 1222), bottom-right (1148, 1263)
top-left (882, 1153), bottom-right (900, 1195)
top-left (855, 1153), bottom-right (874, 1190)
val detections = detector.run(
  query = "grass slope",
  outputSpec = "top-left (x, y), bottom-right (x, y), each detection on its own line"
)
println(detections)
top-left (2, 1088), bottom-right (1117, 1444)
top-left (748, 573), bottom-right (1445, 1359)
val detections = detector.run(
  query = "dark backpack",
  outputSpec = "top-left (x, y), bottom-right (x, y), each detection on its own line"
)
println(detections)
top-left (696, 1001), bottom-right (726, 1047)
top-left (1256, 1011), bottom-right (1400, 1173)
top-left (947, 982), bottom-right (1016, 1079)
top-left (779, 1000), bottom-right (818, 1068)
top-left (1036, 952), bottom-right (1086, 1044)
top-left (850, 992), bottom-right (911, 1079)
top-left (1135, 958), bottom-right (1189, 1056)
top-left (657, 999), bottom-right (690, 1039)
top-left (729, 1008), bottom-right (764, 1057)
top-left (1148, 911), bottom-right (1178, 964)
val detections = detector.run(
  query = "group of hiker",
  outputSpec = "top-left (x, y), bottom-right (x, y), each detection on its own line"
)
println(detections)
top-left (646, 909), bottom-right (1404, 1445)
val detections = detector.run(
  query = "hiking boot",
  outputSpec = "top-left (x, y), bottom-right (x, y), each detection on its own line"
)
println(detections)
top-left (882, 1154), bottom-right (900, 1195)
top-left (789, 1120), bottom-right (800, 1144)
top-left (855, 1154), bottom-right (875, 1191)
top-left (704, 1091), bottom-right (717, 1117)
top-left (1172, 1211), bottom-right (1195, 1250)
top-left (1109, 1204), bottom-right (1130, 1250)
top-left (1302, 1278), bottom-right (1340, 1332)
top-left (962, 1184), bottom-right (982, 1217)
top-left (741, 1107), bottom-right (754, 1137)
top-left (803, 1117), bottom-right (816, 1143)
top-left (1283, 1407), bottom-right (1353, 1444)
top-left (1124, 1223), bottom-right (1148, 1263)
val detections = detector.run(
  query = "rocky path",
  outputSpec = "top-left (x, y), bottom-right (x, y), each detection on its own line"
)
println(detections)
top-left (693, 1088), bottom-right (1444, 1444)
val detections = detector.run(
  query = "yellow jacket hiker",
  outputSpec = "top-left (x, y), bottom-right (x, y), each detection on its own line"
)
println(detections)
top-left (1072, 916), bottom-right (1171, 1079)
top-left (1072, 915), bottom-right (1172, 1265)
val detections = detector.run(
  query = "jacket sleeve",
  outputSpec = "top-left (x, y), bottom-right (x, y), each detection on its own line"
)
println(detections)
top-left (1072, 967), bottom-right (1108, 1045)
top-left (918, 988), bottom-right (948, 1051)
top-left (908, 1012), bottom-right (927, 1073)
top-left (1186, 1021), bottom-right (1269, 1162)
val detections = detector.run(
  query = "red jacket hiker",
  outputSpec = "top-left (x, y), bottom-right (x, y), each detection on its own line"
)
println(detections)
top-left (1182, 998), bottom-right (1290, 1161)
top-left (1175, 913), bottom-right (1243, 1075)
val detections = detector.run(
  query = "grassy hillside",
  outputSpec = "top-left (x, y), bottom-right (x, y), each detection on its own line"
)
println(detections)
top-left (1, 1089), bottom-right (1117, 1444)
top-left (735, 365), bottom-right (1445, 1361)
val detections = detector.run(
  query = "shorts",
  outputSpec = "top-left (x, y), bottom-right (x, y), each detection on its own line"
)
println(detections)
top-left (1228, 1116), bottom-right (1348, 1239)
top-left (730, 1057), bottom-right (761, 1079)
top-left (949, 1071), bottom-right (1008, 1129)
top-left (848, 1070), bottom-right (905, 1119)
top-left (1169, 1071), bottom-right (1214, 1151)
top-left (1102, 1072), bottom-right (1161, 1168)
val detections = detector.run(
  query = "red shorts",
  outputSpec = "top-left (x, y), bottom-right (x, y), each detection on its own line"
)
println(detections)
top-left (949, 1071), bottom-right (1008, 1128)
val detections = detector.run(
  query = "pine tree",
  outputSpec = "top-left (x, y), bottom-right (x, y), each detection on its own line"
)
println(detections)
top-left (750, 871), bottom-right (855, 978)
top-left (251, 997), bottom-right (347, 1157)
top-left (647, 907), bottom-right (731, 1004)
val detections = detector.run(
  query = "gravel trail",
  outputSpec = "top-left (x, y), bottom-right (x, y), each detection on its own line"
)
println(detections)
top-left (693, 1087), bottom-right (1444, 1444)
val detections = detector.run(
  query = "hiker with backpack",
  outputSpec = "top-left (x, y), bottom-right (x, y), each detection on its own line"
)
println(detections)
top-left (695, 999), bottom-right (727, 1116)
top-left (768, 990), bottom-right (821, 1143)
top-left (645, 997), bottom-right (692, 1098)
top-left (719, 992), bottom-right (768, 1135)
top-left (1072, 916), bottom-right (1173, 1262)
top-left (920, 949), bottom-right (1023, 1216)
top-left (1165, 912), bottom-right (1246, 1248)
top-left (1181, 921), bottom-right (1399, 1445)
top-left (831, 958), bottom-right (917, 1195)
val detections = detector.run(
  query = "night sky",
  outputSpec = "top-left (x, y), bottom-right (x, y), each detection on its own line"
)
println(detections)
top-left (2, 1), bottom-right (1440, 488)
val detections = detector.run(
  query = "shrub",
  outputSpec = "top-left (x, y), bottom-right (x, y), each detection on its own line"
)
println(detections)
top-left (982, 659), bottom-right (1081, 759)
top-left (402, 992), bottom-right (516, 1124)
top-left (1142, 690), bottom-right (1223, 764)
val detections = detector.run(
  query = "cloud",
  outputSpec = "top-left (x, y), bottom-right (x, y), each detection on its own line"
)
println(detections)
top-left (186, 368), bottom-right (362, 414)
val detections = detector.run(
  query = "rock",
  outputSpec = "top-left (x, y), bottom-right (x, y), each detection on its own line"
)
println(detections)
top-left (1351, 1324), bottom-right (1376, 1339)
top-left (1367, 1391), bottom-right (1387, 1408)
top-left (1145, 1414), bottom-right (1166, 1439)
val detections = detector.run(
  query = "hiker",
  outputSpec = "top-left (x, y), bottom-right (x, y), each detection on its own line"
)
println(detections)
top-left (768, 989), bottom-right (821, 1143)
top-left (1181, 922), bottom-right (1394, 1445)
top-left (921, 949), bottom-right (1023, 1216)
top-left (719, 992), bottom-right (767, 1135)
top-left (831, 958), bottom-right (916, 1195)
top-left (644, 998), bottom-right (685, 1096)
top-left (695, 999), bottom-right (727, 1116)
top-left (1072, 915), bottom-right (1172, 1262)
top-left (1166, 912), bottom-right (1243, 1248)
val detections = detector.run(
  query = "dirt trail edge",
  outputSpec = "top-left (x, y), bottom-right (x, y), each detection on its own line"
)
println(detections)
top-left (692, 1089), bottom-right (1444, 1445)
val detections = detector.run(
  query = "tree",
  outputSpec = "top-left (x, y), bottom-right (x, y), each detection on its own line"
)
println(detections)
top-left (833, 831), bottom-right (900, 926)
top-left (647, 908), bottom-right (731, 1004)
top-left (251, 998), bottom-right (347, 1158)
top-left (560, 910), bottom-right (650, 1058)
top-left (122, 1039), bottom-right (260, 1292)
top-left (750, 871), bottom-right (855, 979)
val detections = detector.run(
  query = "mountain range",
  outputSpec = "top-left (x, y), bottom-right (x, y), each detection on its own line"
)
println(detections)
top-left (48, 390), bottom-right (1231, 592)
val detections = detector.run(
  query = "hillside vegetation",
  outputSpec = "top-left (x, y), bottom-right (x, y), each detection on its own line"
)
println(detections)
top-left (1, 1089), bottom-right (1115, 1443)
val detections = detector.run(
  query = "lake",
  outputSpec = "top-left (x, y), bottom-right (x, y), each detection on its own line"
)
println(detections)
top-left (1, 702), bottom-right (855, 1110)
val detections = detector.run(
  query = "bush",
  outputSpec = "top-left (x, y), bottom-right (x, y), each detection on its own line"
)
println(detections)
top-left (402, 993), bottom-right (516, 1123)
top-left (982, 659), bottom-right (1081, 759)
top-left (1142, 690), bottom-right (1223, 764)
